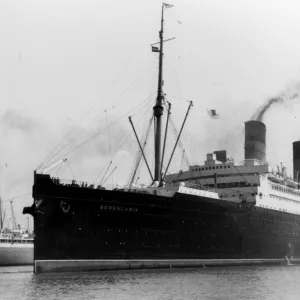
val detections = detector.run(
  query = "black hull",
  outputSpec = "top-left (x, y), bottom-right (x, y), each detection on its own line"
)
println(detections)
top-left (26, 174), bottom-right (300, 273)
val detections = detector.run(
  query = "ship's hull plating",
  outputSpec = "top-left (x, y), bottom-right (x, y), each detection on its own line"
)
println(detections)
top-left (29, 174), bottom-right (300, 273)
top-left (35, 258), bottom-right (298, 273)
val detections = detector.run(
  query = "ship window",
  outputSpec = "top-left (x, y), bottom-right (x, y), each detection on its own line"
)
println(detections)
top-left (213, 167), bottom-right (215, 169)
top-left (205, 167), bottom-right (208, 170)
top-left (216, 166), bottom-right (219, 169)
top-left (209, 167), bottom-right (211, 170)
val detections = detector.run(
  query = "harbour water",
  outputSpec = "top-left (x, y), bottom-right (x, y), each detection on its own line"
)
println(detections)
top-left (1, 265), bottom-right (300, 300)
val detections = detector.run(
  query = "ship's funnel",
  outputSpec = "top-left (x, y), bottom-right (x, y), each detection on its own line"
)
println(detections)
top-left (213, 150), bottom-right (227, 163)
top-left (293, 141), bottom-right (300, 182)
top-left (244, 120), bottom-right (266, 162)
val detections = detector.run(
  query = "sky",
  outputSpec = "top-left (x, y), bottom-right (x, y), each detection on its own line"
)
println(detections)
top-left (1, 0), bottom-right (300, 227)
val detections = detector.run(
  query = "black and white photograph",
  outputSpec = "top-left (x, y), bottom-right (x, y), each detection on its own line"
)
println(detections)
top-left (1, 0), bottom-right (300, 299)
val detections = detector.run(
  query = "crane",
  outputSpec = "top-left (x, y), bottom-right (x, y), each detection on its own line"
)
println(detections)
top-left (10, 200), bottom-right (17, 231)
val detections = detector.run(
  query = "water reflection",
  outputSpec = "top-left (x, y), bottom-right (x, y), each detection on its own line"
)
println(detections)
top-left (1, 265), bottom-right (300, 300)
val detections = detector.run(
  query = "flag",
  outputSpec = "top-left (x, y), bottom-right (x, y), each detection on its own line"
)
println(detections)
top-left (163, 3), bottom-right (174, 8)
top-left (207, 109), bottom-right (219, 119)
top-left (152, 46), bottom-right (160, 52)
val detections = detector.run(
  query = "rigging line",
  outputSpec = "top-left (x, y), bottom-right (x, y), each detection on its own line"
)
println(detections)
top-left (137, 109), bottom-right (155, 174)
top-left (83, 104), bottom-right (153, 185)
top-left (105, 110), bottom-right (112, 160)
top-left (109, 58), bottom-right (133, 85)
top-left (164, 96), bottom-right (194, 164)
top-left (39, 98), bottom-right (154, 170)
top-left (38, 102), bottom-right (101, 170)
top-left (42, 92), bottom-right (156, 168)
top-left (66, 160), bottom-right (75, 180)
top-left (39, 122), bottom-right (94, 170)
top-left (39, 104), bottom-right (115, 170)
top-left (164, 56), bottom-right (183, 100)
top-left (128, 113), bottom-right (154, 185)
top-left (39, 80), bottom-right (157, 170)
top-left (94, 161), bottom-right (112, 185)
top-left (128, 121), bottom-right (147, 179)
top-left (185, 130), bottom-right (197, 165)
top-left (101, 167), bottom-right (117, 185)
top-left (50, 95), bottom-right (155, 162)
top-left (41, 55), bottom-right (153, 168)
top-left (128, 149), bottom-right (141, 186)
top-left (111, 106), bottom-right (151, 164)
top-left (164, 93), bottom-right (187, 101)
top-left (98, 161), bottom-right (113, 185)
top-left (1, 193), bottom-right (31, 203)
top-left (55, 162), bottom-right (62, 176)
top-left (108, 43), bottom-right (157, 90)
top-left (104, 56), bottom-right (157, 111)
top-left (130, 92), bottom-right (157, 118)
top-left (168, 115), bottom-right (190, 164)
top-left (180, 150), bottom-right (185, 171)
top-left (127, 110), bottom-right (153, 186)
top-left (181, 130), bottom-right (192, 165)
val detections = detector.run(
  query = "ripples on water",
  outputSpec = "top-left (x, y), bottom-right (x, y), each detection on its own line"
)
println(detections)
top-left (1, 265), bottom-right (300, 300)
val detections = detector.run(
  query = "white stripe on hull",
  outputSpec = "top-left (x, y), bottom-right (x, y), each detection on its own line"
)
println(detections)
top-left (0, 244), bottom-right (33, 266)
top-left (35, 258), bottom-right (300, 273)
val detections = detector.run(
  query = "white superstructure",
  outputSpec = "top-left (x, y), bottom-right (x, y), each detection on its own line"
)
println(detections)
top-left (0, 233), bottom-right (33, 266)
top-left (165, 152), bottom-right (300, 215)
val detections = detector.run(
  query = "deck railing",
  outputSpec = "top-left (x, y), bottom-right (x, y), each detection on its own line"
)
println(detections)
top-left (50, 177), bottom-right (217, 194)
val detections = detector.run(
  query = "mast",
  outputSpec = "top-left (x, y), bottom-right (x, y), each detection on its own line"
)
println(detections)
top-left (160, 101), bottom-right (171, 180)
top-left (153, 4), bottom-right (165, 183)
top-left (0, 197), bottom-right (2, 231)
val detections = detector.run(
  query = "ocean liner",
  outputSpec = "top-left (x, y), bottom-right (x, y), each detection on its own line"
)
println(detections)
top-left (0, 230), bottom-right (33, 266)
top-left (23, 4), bottom-right (300, 273)
top-left (0, 201), bottom-right (33, 266)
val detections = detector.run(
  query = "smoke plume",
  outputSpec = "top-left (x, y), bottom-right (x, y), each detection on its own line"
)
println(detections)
top-left (252, 81), bottom-right (300, 121)
top-left (255, 97), bottom-right (284, 121)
